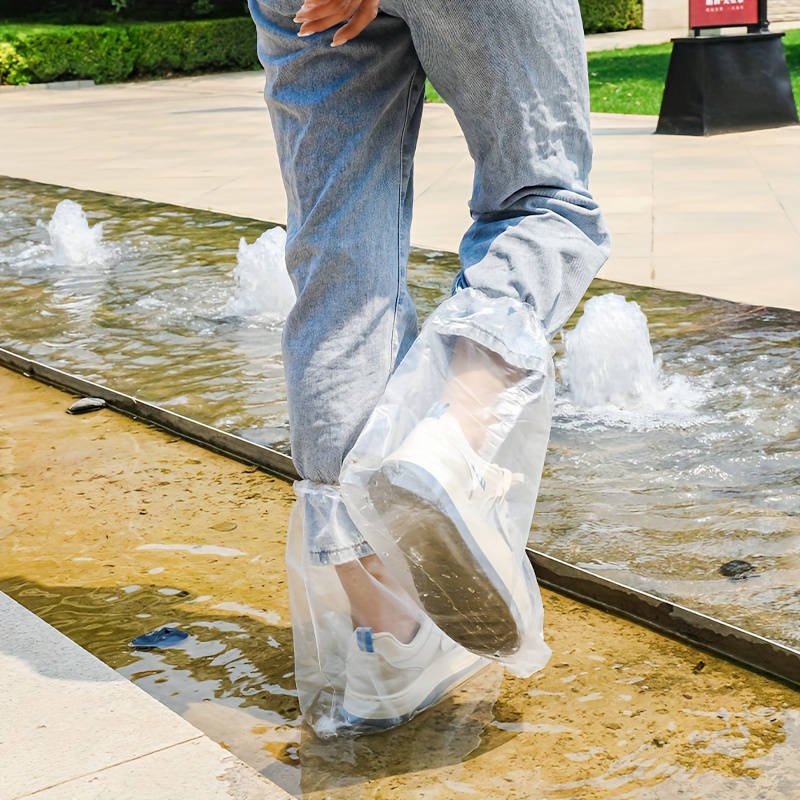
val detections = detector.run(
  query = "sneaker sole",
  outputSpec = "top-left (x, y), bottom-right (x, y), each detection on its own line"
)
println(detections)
top-left (341, 653), bottom-right (486, 731)
top-left (368, 462), bottom-right (522, 658)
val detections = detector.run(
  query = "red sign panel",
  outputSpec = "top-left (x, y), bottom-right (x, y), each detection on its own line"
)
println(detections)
top-left (689, 0), bottom-right (760, 28)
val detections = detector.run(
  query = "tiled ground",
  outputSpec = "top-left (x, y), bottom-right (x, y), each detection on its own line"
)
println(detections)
top-left (1, 72), bottom-right (798, 312)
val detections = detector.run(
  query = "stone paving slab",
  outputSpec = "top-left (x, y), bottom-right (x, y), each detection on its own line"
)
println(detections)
top-left (1, 69), bottom-right (798, 312)
top-left (0, 591), bottom-right (292, 800)
top-left (19, 738), bottom-right (279, 800)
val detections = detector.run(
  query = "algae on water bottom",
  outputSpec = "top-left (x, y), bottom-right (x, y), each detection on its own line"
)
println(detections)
top-left (1, 365), bottom-right (799, 799)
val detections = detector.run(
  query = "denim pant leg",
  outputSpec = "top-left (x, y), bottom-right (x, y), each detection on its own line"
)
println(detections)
top-left (397, 0), bottom-right (611, 337)
top-left (248, 1), bottom-right (425, 564)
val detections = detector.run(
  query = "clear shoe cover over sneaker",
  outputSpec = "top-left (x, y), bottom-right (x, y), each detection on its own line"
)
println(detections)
top-left (342, 616), bottom-right (486, 728)
top-left (341, 288), bottom-right (555, 676)
top-left (287, 481), bottom-right (487, 737)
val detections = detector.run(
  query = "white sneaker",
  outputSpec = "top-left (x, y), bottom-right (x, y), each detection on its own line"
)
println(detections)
top-left (367, 412), bottom-right (524, 657)
top-left (342, 616), bottom-right (486, 728)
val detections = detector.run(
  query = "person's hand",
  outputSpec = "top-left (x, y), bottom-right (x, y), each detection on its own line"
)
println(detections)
top-left (294, 0), bottom-right (380, 47)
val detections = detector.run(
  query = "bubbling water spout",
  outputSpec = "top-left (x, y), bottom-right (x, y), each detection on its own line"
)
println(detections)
top-left (221, 227), bottom-right (295, 321)
top-left (563, 293), bottom-right (685, 412)
top-left (47, 199), bottom-right (108, 266)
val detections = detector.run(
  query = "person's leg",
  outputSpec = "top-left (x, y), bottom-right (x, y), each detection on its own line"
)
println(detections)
top-left (403, 0), bottom-right (611, 335)
top-left (249, 0), bottom-right (427, 630)
top-left (441, 338), bottom-right (526, 450)
top-left (342, 0), bottom-right (608, 670)
top-left (387, 0), bottom-right (609, 526)
top-left (250, 1), bottom-right (487, 733)
top-left (336, 555), bottom-right (419, 643)
top-left (250, 0), bottom-right (424, 483)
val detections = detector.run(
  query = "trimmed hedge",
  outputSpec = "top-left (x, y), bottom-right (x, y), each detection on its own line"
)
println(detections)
top-left (126, 18), bottom-right (257, 74)
top-left (579, 0), bottom-right (643, 34)
top-left (0, 17), bottom-right (258, 84)
top-left (0, 1), bottom-right (645, 86)
top-left (16, 26), bottom-right (133, 83)
top-left (0, 0), bottom-right (250, 24)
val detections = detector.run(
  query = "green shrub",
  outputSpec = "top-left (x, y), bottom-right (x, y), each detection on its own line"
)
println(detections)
top-left (579, 0), bottom-right (643, 33)
top-left (0, 39), bottom-right (27, 82)
top-left (0, 0), bottom-right (250, 25)
top-left (13, 26), bottom-right (134, 82)
top-left (126, 18), bottom-right (257, 75)
top-left (0, 18), bottom-right (257, 84)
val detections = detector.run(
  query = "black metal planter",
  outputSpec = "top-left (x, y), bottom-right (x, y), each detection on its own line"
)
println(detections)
top-left (656, 32), bottom-right (799, 136)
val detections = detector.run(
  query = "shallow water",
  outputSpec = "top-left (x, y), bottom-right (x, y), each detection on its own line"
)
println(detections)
top-left (1, 175), bottom-right (799, 652)
top-left (0, 177), bottom-right (453, 451)
top-left (540, 291), bottom-right (800, 649)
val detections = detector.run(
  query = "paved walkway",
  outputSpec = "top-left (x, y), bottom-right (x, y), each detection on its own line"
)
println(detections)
top-left (771, 0), bottom-right (800, 23)
top-left (583, 18), bottom-right (800, 50)
top-left (1, 65), bottom-right (798, 311)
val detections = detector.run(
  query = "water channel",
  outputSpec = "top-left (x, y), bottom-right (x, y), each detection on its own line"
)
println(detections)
top-left (1, 176), bottom-right (799, 797)
top-left (2, 175), bottom-right (798, 648)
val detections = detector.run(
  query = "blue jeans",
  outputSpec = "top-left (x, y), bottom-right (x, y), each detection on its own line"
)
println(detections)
top-left (249, 0), bottom-right (610, 564)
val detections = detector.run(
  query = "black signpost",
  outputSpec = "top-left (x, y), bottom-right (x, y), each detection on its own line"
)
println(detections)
top-left (656, 0), bottom-right (798, 135)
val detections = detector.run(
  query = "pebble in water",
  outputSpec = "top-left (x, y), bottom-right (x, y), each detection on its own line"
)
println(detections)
top-left (718, 560), bottom-right (756, 578)
top-left (66, 397), bottom-right (107, 415)
top-left (130, 626), bottom-right (189, 649)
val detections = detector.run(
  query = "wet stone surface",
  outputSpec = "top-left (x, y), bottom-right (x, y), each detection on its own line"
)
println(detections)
top-left (66, 396), bottom-right (107, 415)
top-left (719, 560), bottom-right (757, 579)
top-left (1, 367), bottom-right (799, 800)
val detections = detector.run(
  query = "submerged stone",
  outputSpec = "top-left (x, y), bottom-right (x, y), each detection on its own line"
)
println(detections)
top-left (719, 560), bottom-right (756, 578)
top-left (67, 397), bottom-right (107, 415)
top-left (130, 626), bottom-right (189, 649)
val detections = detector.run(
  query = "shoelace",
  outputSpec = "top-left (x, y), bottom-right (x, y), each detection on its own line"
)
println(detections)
top-left (470, 460), bottom-right (524, 507)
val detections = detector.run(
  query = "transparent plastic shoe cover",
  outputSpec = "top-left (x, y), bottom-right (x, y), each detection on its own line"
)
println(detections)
top-left (287, 481), bottom-right (488, 738)
top-left (341, 288), bottom-right (555, 677)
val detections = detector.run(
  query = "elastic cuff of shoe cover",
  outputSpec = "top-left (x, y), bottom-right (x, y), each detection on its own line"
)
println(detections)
top-left (431, 288), bottom-right (553, 372)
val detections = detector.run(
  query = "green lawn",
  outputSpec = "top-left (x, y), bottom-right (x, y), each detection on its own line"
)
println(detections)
top-left (587, 42), bottom-right (672, 114)
top-left (427, 30), bottom-right (800, 115)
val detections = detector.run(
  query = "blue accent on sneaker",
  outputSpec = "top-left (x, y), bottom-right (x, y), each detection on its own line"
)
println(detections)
top-left (355, 627), bottom-right (374, 653)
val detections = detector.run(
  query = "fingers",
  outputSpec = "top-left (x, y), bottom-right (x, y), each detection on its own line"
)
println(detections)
top-left (330, 0), bottom-right (380, 46)
top-left (296, 0), bottom-right (360, 35)
top-left (294, 0), bottom-right (357, 24)
top-left (298, 10), bottom-right (355, 37)
top-left (294, 0), bottom-right (351, 19)
top-left (294, 0), bottom-right (380, 44)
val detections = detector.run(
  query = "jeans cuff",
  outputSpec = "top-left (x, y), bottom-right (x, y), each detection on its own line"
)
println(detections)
top-left (295, 479), bottom-right (375, 567)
